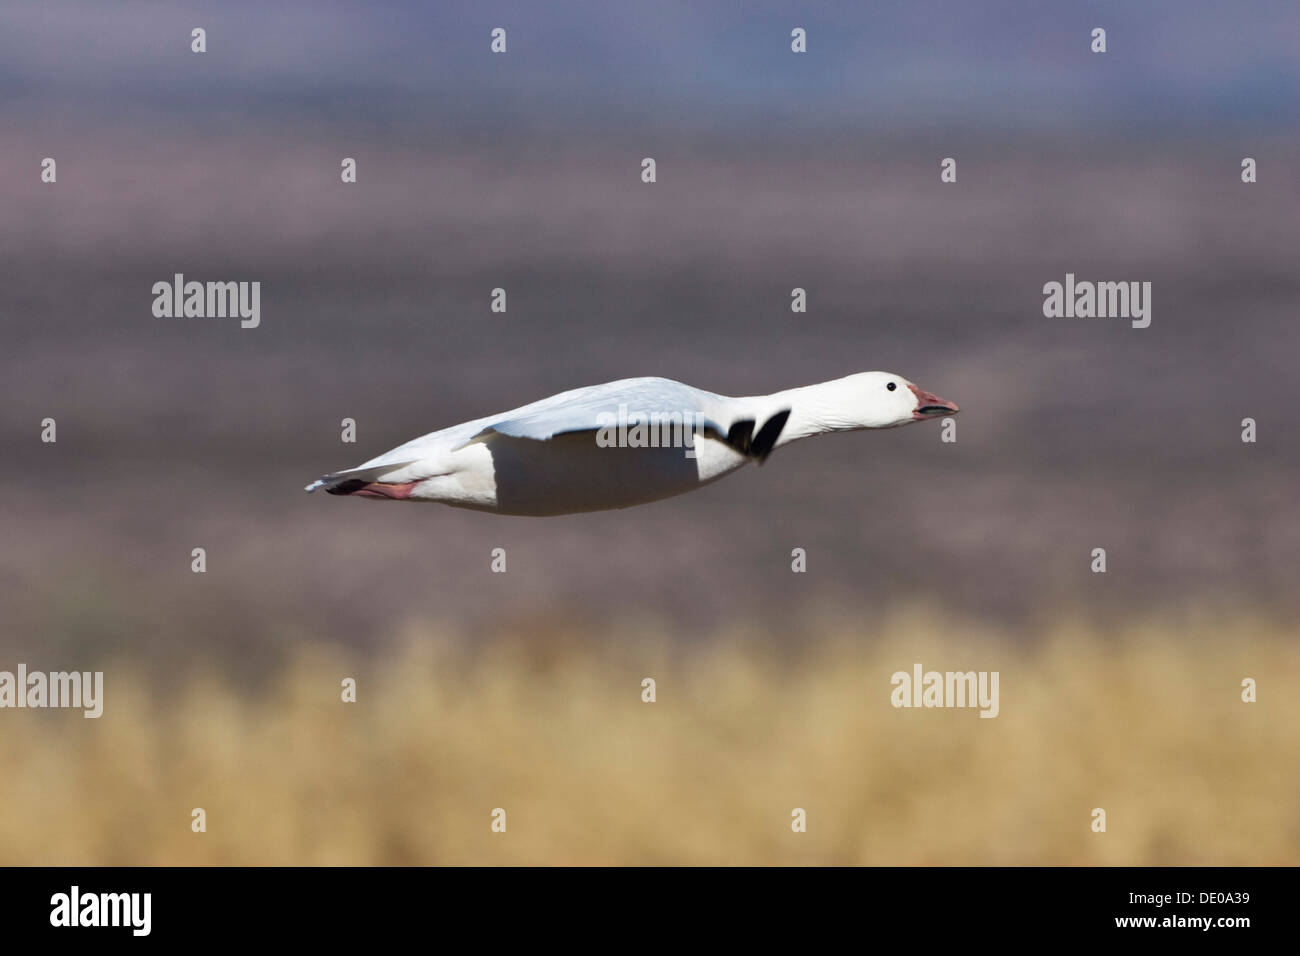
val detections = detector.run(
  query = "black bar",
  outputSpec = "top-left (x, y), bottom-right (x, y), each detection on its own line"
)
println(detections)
top-left (0, 866), bottom-right (1282, 942)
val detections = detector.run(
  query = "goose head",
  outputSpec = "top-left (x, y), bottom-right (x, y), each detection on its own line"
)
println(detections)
top-left (835, 371), bottom-right (960, 429)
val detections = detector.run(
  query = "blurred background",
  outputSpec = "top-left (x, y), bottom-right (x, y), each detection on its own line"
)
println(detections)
top-left (1, 0), bottom-right (1298, 864)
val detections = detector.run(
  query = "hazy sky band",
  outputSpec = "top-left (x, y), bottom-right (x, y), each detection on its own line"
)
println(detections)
top-left (1, 0), bottom-right (1297, 132)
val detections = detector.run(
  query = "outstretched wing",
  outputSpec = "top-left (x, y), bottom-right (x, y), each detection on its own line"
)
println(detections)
top-left (459, 377), bottom-right (789, 462)
top-left (456, 378), bottom-right (718, 443)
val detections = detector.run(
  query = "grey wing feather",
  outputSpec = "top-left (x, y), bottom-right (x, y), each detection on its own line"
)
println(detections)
top-left (457, 378), bottom-right (731, 446)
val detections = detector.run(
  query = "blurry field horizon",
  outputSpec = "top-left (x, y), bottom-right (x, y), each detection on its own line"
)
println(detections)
top-left (2, 609), bottom-right (1295, 866)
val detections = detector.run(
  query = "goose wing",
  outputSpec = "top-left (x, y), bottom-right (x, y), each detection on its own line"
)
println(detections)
top-left (459, 377), bottom-right (731, 444)
top-left (463, 377), bottom-right (790, 461)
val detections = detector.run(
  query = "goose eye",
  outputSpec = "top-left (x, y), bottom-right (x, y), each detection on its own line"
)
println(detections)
top-left (886, 382), bottom-right (896, 391)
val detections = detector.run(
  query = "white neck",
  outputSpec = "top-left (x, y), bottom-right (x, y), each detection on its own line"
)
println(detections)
top-left (751, 377), bottom-right (869, 448)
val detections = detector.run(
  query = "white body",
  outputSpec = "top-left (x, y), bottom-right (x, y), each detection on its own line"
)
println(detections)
top-left (306, 372), bottom-right (958, 516)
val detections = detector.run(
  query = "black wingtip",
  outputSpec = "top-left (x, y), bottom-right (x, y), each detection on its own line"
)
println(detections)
top-left (722, 410), bottom-right (789, 463)
top-left (326, 479), bottom-right (369, 496)
top-left (749, 409), bottom-right (790, 463)
top-left (726, 419), bottom-right (756, 455)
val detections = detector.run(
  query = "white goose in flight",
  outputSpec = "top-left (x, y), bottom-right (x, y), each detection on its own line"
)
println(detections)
top-left (305, 371), bottom-right (958, 516)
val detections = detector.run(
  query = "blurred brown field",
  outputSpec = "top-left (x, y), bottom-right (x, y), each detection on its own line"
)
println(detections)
top-left (2, 608), bottom-right (1296, 866)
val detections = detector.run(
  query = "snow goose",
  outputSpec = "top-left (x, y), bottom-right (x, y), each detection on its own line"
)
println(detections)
top-left (305, 372), bottom-right (958, 516)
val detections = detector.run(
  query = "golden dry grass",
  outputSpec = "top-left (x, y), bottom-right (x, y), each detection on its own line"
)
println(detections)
top-left (2, 609), bottom-right (1297, 865)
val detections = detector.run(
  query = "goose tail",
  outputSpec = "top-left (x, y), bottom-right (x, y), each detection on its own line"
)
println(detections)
top-left (304, 459), bottom-right (421, 494)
